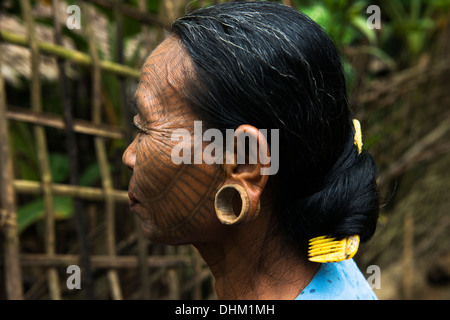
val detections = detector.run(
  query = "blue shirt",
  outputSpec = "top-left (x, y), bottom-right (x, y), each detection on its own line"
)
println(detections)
top-left (296, 259), bottom-right (377, 300)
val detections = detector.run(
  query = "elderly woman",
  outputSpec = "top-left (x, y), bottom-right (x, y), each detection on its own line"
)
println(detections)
top-left (122, 1), bottom-right (379, 300)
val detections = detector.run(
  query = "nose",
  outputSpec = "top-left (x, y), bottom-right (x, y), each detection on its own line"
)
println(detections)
top-left (122, 141), bottom-right (136, 170)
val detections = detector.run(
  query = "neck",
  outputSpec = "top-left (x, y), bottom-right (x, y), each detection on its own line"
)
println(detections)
top-left (193, 213), bottom-right (319, 300)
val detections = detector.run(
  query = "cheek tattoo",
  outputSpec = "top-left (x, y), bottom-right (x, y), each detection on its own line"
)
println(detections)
top-left (125, 37), bottom-right (225, 243)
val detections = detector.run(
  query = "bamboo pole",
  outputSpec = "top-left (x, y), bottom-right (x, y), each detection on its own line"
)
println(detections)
top-left (192, 247), bottom-right (203, 299)
top-left (6, 107), bottom-right (124, 139)
top-left (0, 30), bottom-right (140, 79)
top-left (132, 0), bottom-right (151, 300)
top-left (83, 3), bottom-right (123, 300)
top-left (115, 1), bottom-right (133, 143)
top-left (13, 180), bottom-right (128, 202)
top-left (52, 0), bottom-right (94, 300)
top-left (166, 246), bottom-right (181, 299)
top-left (19, 0), bottom-right (60, 300)
top-left (0, 32), bottom-right (24, 301)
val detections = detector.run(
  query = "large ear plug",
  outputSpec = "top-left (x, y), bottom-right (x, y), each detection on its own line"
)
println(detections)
top-left (214, 184), bottom-right (260, 225)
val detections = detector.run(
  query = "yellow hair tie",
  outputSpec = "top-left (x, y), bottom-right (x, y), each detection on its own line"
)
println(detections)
top-left (307, 120), bottom-right (363, 263)
top-left (353, 119), bottom-right (363, 155)
top-left (308, 235), bottom-right (360, 263)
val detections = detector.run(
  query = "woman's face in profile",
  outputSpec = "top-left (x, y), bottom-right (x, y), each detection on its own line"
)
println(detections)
top-left (122, 36), bottom-right (224, 245)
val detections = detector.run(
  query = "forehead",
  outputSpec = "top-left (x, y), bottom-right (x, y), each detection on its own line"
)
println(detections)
top-left (135, 36), bottom-right (190, 108)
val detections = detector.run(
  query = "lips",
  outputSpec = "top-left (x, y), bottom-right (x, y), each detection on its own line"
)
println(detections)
top-left (128, 191), bottom-right (139, 209)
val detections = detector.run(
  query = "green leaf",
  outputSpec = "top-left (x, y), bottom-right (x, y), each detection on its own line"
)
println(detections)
top-left (79, 162), bottom-right (101, 186)
top-left (49, 153), bottom-right (69, 183)
top-left (17, 196), bottom-right (74, 233)
top-left (351, 15), bottom-right (377, 45)
top-left (301, 4), bottom-right (331, 31)
top-left (10, 122), bottom-right (39, 180)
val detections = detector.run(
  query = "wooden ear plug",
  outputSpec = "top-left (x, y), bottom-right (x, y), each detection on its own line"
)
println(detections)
top-left (214, 184), bottom-right (260, 225)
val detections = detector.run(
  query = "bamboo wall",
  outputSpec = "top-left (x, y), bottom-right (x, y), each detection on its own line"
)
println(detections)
top-left (0, 0), bottom-right (213, 300)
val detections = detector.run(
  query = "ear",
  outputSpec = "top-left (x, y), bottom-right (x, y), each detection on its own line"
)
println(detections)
top-left (221, 125), bottom-right (271, 223)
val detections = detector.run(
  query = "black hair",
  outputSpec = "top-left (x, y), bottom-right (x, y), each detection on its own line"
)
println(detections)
top-left (171, 1), bottom-right (379, 253)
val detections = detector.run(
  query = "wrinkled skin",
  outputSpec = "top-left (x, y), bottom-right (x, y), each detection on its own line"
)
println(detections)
top-left (122, 35), bottom-right (225, 245)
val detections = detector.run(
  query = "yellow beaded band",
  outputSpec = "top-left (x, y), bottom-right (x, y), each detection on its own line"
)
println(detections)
top-left (308, 235), bottom-right (360, 263)
top-left (353, 119), bottom-right (363, 155)
top-left (308, 119), bottom-right (363, 263)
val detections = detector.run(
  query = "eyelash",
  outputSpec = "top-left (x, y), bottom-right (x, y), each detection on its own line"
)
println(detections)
top-left (129, 100), bottom-right (146, 135)
top-left (133, 115), bottom-right (146, 134)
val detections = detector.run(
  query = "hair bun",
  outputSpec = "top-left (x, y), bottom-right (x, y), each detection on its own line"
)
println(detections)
top-left (280, 136), bottom-right (380, 251)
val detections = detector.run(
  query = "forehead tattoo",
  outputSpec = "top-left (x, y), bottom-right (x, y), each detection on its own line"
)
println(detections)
top-left (134, 37), bottom-right (193, 123)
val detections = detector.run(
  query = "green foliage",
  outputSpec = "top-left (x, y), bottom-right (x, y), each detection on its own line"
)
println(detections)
top-left (17, 196), bottom-right (74, 233)
top-left (381, 0), bottom-right (450, 64)
top-left (16, 151), bottom-right (72, 232)
top-left (10, 122), bottom-right (39, 181)
top-left (292, 0), bottom-right (381, 89)
top-left (295, 0), bottom-right (378, 46)
top-left (16, 157), bottom-right (103, 233)
top-left (49, 153), bottom-right (70, 182)
top-left (79, 162), bottom-right (102, 187)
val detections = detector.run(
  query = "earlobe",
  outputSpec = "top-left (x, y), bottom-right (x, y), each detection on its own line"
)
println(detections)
top-left (216, 125), bottom-right (270, 225)
top-left (214, 184), bottom-right (261, 225)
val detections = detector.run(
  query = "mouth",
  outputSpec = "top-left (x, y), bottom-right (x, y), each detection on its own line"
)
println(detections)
top-left (128, 191), bottom-right (139, 209)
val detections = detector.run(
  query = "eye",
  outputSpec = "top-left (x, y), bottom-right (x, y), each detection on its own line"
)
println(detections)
top-left (130, 98), bottom-right (153, 135)
top-left (133, 115), bottom-right (146, 134)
